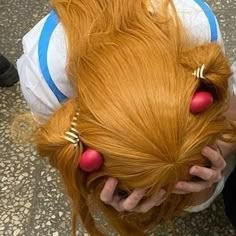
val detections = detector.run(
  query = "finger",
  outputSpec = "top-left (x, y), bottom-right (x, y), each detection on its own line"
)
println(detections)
top-left (201, 146), bottom-right (226, 169)
top-left (173, 182), bottom-right (191, 194)
top-left (154, 189), bottom-right (167, 206)
top-left (100, 178), bottom-right (118, 204)
top-left (136, 189), bottom-right (166, 213)
top-left (190, 166), bottom-right (222, 182)
top-left (118, 189), bottom-right (146, 211)
top-left (174, 181), bottom-right (212, 193)
top-left (109, 195), bottom-right (124, 212)
top-left (216, 145), bottom-right (223, 156)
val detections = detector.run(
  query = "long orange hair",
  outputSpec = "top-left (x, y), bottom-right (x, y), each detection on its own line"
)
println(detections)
top-left (34, 0), bottom-right (236, 235)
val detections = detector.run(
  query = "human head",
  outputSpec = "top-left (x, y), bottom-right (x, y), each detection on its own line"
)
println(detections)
top-left (34, 0), bottom-right (235, 235)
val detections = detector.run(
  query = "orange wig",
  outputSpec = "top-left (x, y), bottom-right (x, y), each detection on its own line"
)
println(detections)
top-left (34, 0), bottom-right (236, 235)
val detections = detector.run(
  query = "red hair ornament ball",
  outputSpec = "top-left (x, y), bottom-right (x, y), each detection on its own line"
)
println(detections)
top-left (190, 91), bottom-right (214, 114)
top-left (79, 149), bottom-right (104, 172)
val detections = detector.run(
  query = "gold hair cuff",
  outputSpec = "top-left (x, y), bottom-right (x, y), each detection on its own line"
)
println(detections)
top-left (64, 111), bottom-right (80, 146)
top-left (193, 64), bottom-right (205, 79)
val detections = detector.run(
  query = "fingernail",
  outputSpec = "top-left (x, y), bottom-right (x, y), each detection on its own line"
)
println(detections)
top-left (190, 166), bottom-right (197, 175)
top-left (201, 147), bottom-right (209, 155)
top-left (111, 178), bottom-right (118, 183)
top-left (175, 182), bottom-right (184, 189)
top-left (109, 178), bottom-right (118, 186)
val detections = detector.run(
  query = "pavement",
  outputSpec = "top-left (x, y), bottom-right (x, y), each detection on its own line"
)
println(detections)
top-left (0, 0), bottom-right (236, 235)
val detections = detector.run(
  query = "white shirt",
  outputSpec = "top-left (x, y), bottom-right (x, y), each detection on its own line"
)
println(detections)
top-left (17, 0), bottom-right (226, 119)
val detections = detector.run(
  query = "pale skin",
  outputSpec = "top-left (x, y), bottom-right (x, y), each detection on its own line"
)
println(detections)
top-left (100, 95), bottom-right (236, 213)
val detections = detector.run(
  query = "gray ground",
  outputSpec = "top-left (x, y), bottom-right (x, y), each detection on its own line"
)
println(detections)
top-left (0, 0), bottom-right (236, 235)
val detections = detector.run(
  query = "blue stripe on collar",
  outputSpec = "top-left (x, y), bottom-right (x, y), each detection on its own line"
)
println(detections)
top-left (194, 0), bottom-right (218, 42)
top-left (38, 10), bottom-right (68, 103)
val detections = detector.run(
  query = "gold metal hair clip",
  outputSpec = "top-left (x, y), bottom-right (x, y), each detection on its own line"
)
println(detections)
top-left (71, 122), bottom-right (78, 127)
top-left (70, 127), bottom-right (79, 134)
top-left (65, 131), bottom-right (79, 139)
top-left (193, 64), bottom-right (205, 79)
top-left (64, 110), bottom-right (81, 147)
top-left (64, 135), bottom-right (79, 145)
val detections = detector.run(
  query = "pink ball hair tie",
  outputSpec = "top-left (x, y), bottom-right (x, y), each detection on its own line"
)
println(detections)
top-left (190, 91), bottom-right (214, 114)
top-left (64, 111), bottom-right (104, 172)
top-left (79, 149), bottom-right (104, 172)
top-left (191, 64), bottom-right (214, 114)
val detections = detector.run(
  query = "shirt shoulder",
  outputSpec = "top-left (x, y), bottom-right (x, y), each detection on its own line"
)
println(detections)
top-left (17, 12), bottom-right (75, 119)
top-left (149, 0), bottom-right (224, 47)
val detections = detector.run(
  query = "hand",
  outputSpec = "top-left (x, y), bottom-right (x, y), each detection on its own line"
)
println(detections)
top-left (173, 146), bottom-right (226, 194)
top-left (100, 146), bottom-right (227, 212)
top-left (100, 178), bottom-right (166, 213)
